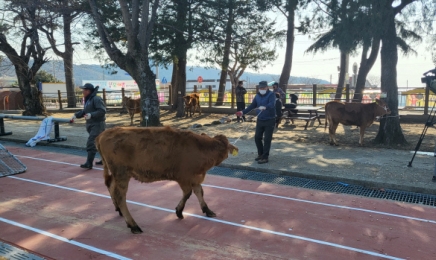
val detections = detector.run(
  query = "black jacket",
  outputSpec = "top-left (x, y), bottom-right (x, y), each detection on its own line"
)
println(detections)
top-left (75, 87), bottom-right (106, 123)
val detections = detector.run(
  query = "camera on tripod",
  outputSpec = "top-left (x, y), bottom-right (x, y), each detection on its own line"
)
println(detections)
top-left (421, 68), bottom-right (436, 93)
top-left (408, 68), bottom-right (436, 167)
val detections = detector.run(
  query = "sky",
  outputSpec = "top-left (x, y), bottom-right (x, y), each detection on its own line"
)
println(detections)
top-left (241, 11), bottom-right (436, 89)
top-left (71, 7), bottom-right (435, 90)
top-left (245, 33), bottom-right (435, 89)
top-left (74, 32), bottom-right (434, 90)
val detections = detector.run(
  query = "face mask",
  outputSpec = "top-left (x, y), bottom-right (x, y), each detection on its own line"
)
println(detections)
top-left (259, 90), bottom-right (267, 95)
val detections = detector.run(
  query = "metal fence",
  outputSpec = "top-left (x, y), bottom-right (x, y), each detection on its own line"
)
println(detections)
top-left (40, 84), bottom-right (429, 111)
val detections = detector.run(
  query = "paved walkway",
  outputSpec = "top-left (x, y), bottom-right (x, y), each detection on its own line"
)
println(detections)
top-left (1, 111), bottom-right (436, 196)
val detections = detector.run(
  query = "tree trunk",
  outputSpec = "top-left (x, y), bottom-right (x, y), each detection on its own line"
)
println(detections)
top-left (170, 60), bottom-right (178, 109)
top-left (175, 54), bottom-right (187, 117)
top-left (17, 67), bottom-right (46, 116)
top-left (278, 0), bottom-right (298, 100)
top-left (335, 51), bottom-right (349, 101)
top-left (63, 13), bottom-right (76, 108)
top-left (87, 0), bottom-right (160, 126)
top-left (134, 60), bottom-right (160, 126)
top-left (216, 2), bottom-right (234, 106)
top-left (374, 7), bottom-right (406, 145)
top-left (353, 37), bottom-right (380, 102)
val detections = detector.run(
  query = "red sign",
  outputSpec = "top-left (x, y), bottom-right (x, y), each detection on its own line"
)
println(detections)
top-left (197, 76), bottom-right (203, 83)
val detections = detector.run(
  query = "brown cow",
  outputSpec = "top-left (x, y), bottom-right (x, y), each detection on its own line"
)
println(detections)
top-left (325, 99), bottom-right (391, 146)
top-left (122, 96), bottom-right (141, 125)
top-left (95, 126), bottom-right (238, 234)
top-left (183, 93), bottom-right (201, 117)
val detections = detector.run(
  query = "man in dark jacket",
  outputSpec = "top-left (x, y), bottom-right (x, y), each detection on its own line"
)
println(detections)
top-left (236, 81), bottom-right (276, 164)
top-left (235, 81), bottom-right (247, 122)
top-left (71, 83), bottom-right (106, 169)
top-left (272, 82), bottom-right (286, 104)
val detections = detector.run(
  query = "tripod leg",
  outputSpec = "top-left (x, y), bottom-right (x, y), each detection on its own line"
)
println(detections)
top-left (408, 125), bottom-right (429, 167)
top-left (433, 142), bottom-right (436, 182)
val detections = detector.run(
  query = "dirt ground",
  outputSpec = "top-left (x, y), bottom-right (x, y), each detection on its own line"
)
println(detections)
top-left (51, 109), bottom-right (436, 153)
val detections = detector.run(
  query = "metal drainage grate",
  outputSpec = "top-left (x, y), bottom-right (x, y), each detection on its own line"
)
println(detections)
top-left (208, 166), bottom-right (436, 207)
top-left (0, 242), bottom-right (46, 260)
top-left (0, 144), bottom-right (27, 177)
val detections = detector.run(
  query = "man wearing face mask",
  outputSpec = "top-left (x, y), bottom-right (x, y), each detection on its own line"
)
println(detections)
top-left (235, 81), bottom-right (276, 164)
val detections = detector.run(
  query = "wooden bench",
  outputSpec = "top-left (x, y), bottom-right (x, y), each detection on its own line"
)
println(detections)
top-left (0, 114), bottom-right (71, 142)
top-left (281, 106), bottom-right (323, 130)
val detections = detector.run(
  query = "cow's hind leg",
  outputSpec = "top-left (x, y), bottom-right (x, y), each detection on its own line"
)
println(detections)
top-left (104, 163), bottom-right (121, 216)
top-left (328, 122), bottom-right (339, 146)
top-left (192, 183), bottom-right (216, 217)
top-left (359, 127), bottom-right (366, 146)
top-left (112, 167), bottom-right (142, 233)
top-left (175, 182), bottom-right (192, 219)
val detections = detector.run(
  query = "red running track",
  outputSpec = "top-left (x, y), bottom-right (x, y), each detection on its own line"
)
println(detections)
top-left (1, 146), bottom-right (436, 259)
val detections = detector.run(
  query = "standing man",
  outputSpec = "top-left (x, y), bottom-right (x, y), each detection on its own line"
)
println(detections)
top-left (71, 83), bottom-right (106, 169)
top-left (235, 81), bottom-right (247, 122)
top-left (236, 81), bottom-right (276, 164)
top-left (272, 82), bottom-right (286, 104)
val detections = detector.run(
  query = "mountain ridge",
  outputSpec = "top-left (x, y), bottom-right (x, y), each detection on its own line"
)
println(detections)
top-left (1, 60), bottom-right (330, 86)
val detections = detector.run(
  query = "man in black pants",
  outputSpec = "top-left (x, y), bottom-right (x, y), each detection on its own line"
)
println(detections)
top-left (236, 81), bottom-right (276, 164)
top-left (235, 81), bottom-right (247, 122)
top-left (71, 83), bottom-right (106, 169)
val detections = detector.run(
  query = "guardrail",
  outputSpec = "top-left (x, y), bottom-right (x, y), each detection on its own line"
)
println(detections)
top-left (39, 84), bottom-right (426, 112)
top-left (0, 114), bottom-right (71, 142)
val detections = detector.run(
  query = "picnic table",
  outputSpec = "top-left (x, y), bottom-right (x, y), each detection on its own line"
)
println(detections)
top-left (282, 106), bottom-right (323, 130)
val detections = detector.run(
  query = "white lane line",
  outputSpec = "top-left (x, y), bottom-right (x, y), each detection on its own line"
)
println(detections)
top-left (0, 217), bottom-right (131, 260)
top-left (202, 184), bottom-right (436, 224)
top-left (16, 155), bottom-right (436, 224)
top-left (7, 176), bottom-right (403, 260)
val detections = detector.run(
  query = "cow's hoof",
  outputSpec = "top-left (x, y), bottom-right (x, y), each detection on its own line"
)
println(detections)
top-left (176, 209), bottom-right (184, 219)
top-left (130, 225), bottom-right (143, 234)
top-left (203, 207), bottom-right (216, 218)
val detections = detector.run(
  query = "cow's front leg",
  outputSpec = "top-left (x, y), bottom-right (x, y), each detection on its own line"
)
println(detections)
top-left (193, 183), bottom-right (216, 217)
top-left (175, 182), bottom-right (192, 219)
top-left (359, 126), bottom-right (366, 146)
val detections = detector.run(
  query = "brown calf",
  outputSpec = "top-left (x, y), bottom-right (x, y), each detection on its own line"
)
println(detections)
top-left (325, 99), bottom-right (391, 146)
top-left (95, 126), bottom-right (238, 234)
top-left (183, 93), bottom-right (201, 117)
top-left (122, 96), bottom-right (141, 125)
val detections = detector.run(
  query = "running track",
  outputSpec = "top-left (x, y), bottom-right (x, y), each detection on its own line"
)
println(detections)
top-left (1, 146), bottom-right (436, 259)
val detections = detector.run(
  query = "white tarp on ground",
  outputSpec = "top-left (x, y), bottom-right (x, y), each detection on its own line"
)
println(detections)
top-left (25, 117), bottom-right (54, 147)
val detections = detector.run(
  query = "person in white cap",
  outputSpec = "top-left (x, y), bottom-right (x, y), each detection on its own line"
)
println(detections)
top-left (236, 81), bottom-right (276, 164)
top-left (71, 83), bottom-right (106, 169)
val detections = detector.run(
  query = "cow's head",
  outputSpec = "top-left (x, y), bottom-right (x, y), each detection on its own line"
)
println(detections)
top-left (183, 96), bottom-right (192, 106)
top-left (214, 134), bottom-right (239, 156)
top-left (122, 96), bottom-right (131, 106)
top-left (375, 99), bottom-right (391, 119)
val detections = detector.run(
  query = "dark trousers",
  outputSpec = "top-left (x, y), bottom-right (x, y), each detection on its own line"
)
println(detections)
top-left (254, 118), bottom-right (275, 159)
top-left (236, 102), bottom-right (246, 121)
top-left (86, 121), bottom-right (106, 153)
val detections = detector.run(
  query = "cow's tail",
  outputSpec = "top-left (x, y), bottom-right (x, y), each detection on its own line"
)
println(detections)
top-left (95, 134), bottom-right (112, 188)
top-left (324, 103), bottom-right (329, 131)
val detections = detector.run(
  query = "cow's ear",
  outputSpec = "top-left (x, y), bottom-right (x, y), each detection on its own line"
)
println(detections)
top-left (375, 98), bottom-right (380, 104)
top-left (214, 134), bottom-right (228, 146)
